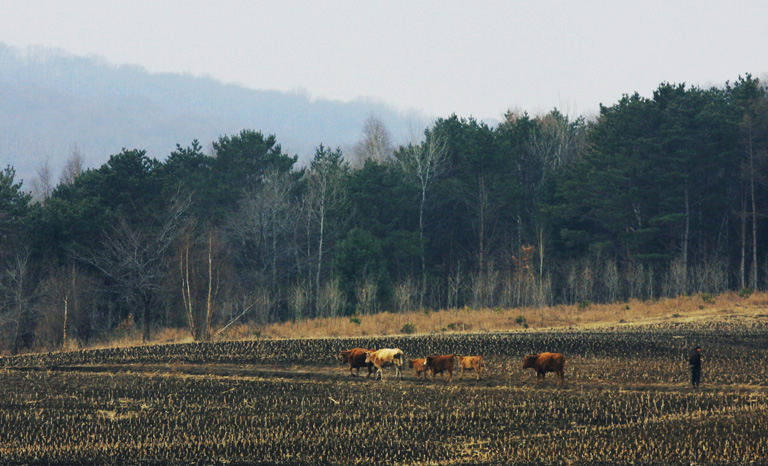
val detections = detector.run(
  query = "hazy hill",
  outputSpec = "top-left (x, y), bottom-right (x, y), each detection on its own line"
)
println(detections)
top-left (0, 43), bottom-right (424, 187)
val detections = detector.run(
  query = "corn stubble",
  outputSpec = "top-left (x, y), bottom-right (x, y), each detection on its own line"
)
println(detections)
top-left (1, 319), bottom-right (766, 465)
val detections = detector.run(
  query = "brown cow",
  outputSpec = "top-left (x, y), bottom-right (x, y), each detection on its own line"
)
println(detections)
top-left (522, 352), bottom-right (566, 386)
top-left (408, 358), bottom-right (428, 379)
top-left (425, 355), bottom-right (455, 383)
top-left (365, 348), bottom-right (405, 380)
top-left (340, 348), bottom-right (375, 377)
top-left (458, 355), bottom-right (484, 380)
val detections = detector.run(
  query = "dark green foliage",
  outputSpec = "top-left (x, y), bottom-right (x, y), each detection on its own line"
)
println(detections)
top-left (4, 75), bottom-right (768, 352)
top-left (333, 228), bottom-right (389, 311)
top-left (400, 322), bottom-right (416, 334)
top-left (0, 165), bottom-right (32, 250)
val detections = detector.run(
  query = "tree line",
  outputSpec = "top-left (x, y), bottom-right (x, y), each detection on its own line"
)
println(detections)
top-left (1, 75), bottom-right (766, 353)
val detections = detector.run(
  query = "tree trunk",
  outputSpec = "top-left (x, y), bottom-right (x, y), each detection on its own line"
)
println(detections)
top-left (682, 183), bottom-right (690, 292)
top-left (142, 294), bottom-right (151, 342)
top-left (62, 296), bottom-right (68, 351)
top-left (419, 185), bottom-right (426, 310)
top-left (205, 231), bottom-right (214, 341)
top-left (750, 155), bottom-right (758, 290)
top-left (315, 199), bottom-right (325, 315)
top-left (478, 176), bottom-right (486, 274)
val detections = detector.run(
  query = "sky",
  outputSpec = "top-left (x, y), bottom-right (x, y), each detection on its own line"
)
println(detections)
top-left (1, 0), bottom-right (767, 121)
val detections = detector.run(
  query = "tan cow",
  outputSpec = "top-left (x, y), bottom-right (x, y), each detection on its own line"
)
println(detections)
top-left (365, 348), bottom-right (405, 380)
top-left (522, 352), bottom-right (566, 386)
top-left (408, 358), bottom-right (428, 379)
top-left (458, 355), bottom-right (484, 380)
top-left (425, 354), bottom-right (455, 383)
top-left (340, 348), bottom-right (375, 377)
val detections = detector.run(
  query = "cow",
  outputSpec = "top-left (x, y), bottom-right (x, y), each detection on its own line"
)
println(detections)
top-left (340, 348), bottom-right (376, 377)
top-left (522, 352), bottom-right (566, 386)
top-left (458, 355), bottom-right (484, 380)
top-left (408, 358), bottom-right (428, 379)
top-left (365, 348), bottom-right (405, 380)
top-left (425, 354), bottom-right (455, 383)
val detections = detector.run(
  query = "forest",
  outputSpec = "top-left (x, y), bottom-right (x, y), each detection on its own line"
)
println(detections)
top-left (1, 75), bottom-right (767, 354)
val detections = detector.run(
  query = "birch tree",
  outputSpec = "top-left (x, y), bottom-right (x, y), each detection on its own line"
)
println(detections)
top-left (307, 145), bottom-right (347, 313)
top-left (352, 114), bottom-right (394, 167)
top-left (395, 132), bottom-right (447, 306)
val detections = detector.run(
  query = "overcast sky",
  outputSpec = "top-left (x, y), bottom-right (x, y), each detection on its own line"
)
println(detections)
top-left (1, 0), bottom-right (767, 121)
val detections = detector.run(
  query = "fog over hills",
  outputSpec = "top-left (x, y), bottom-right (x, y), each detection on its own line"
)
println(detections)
top-left (0, 43), bottom-right (425, 187)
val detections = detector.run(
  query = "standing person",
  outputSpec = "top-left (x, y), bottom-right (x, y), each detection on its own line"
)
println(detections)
top-left (689, 345), bottom-right (702, 388)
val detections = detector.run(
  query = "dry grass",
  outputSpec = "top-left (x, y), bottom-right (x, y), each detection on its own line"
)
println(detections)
top-left (222, 290), bottom-right (767, 341)
top-left (56, 291), bottom-right (767, 351)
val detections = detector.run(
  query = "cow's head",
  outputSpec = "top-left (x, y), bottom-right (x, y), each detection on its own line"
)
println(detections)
top-left (522, 354), bottom-right (538, 369)
top-left (364, 351), bottom-right (375, 364)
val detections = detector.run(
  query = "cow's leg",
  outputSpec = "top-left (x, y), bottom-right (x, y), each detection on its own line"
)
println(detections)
top-left (447, 370), bottom-right (452, 383)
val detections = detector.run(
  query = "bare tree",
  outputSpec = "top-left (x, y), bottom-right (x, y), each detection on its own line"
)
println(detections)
top-left (58, 261), bottom-right (79, 350)
top-left (355, 275), bottom-right (378, 315)
top-left (393, 276), bottom-right (416, 314)
top-left (739, 94), bottom-right (768, 290)
top-left (306, 147), bottom-right (347, 314)
top-left (602, 258), bottom-right (621, 303)
top-left (528, 110), bottom-right (586, 173)
top-left (526, 110), bottom-right (586, 274)
top-left (61, 144), bottom-right (85, 186)
top-left (352, 114), bottom-right (394, 167)
top-left (396, 132), bottom-right (448, 307)
top-left (179, 228), bottom-right (224, 341)
top-left (447, 263), bottom-right (463, 309)
top-left (318, 278), bottom-right (345, 318)
top-left (288, 280), bottom-right (309, 322)
top-left (34, 259), bottom-right (85, 350)
top-left (32, 159), bottom-right (54, 203)
top-left (228, 169), bottom-right (294, 308)
top-left (82, 194), bottom-right (190, 342)
top-left (0, 248), bottom-right (34, 354)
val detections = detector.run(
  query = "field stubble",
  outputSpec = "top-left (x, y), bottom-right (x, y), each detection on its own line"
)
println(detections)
top-left (1, 318), bottom-right (767, 465)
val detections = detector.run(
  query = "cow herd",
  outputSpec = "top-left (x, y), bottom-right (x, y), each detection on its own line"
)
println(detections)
top-left (340, 348), bottom-right (566, 386)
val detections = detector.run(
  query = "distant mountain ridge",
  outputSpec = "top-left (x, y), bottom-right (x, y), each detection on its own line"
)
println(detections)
top-left (0, 43), bottom-right (424, 186)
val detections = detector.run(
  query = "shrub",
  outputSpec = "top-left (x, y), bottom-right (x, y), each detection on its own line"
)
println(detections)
top-left (350, 317), bottom-right (361, 326)
top-left (701, 293), bottom-right (715, 304)
top-left (515, 315), bottom-right (527, 326)
top-left (400, 323), bottom-right (416, 334)
top-left (739, 288), bottom-right (753, 298)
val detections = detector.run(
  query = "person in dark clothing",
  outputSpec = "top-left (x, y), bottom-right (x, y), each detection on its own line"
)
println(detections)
top-left (689, 346), bottom-right (702, 388)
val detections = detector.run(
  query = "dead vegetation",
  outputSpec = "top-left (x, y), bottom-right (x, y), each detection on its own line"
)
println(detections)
top-left (1, 316), bottom-right (767, 465)
top-left (228, 290), bottom-right (768, 341)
